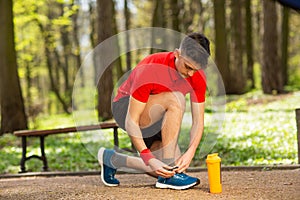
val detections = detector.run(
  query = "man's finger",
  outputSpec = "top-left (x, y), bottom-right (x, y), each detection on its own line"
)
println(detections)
top-left (166, 166), bottom-right (178, 171)
top-left (157, 168), bottom-right (175, 178)
top-left (175, 163), bottom-right (185, 173)
top-left (162, 165), bottom-right (173, 171)
top-left (176, 164), bottom-right (188, 173)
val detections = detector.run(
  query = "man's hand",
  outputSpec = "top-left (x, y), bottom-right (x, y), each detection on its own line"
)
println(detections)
top-left (175, 150), bottom-right (194, 173)
top-left (148, 158), bottom-right (175, 178)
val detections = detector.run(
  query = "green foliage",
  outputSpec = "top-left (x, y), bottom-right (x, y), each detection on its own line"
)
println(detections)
top-left (287, 55), bottom-right (300, 90)
top-left (0, 134), bottom-right (22, 174)
top-left (29, 113), bottom-right (74, 129)
top-left (44, 134), bottom-right (99, 172)
top-left (226, 98), bottom-right (248, 112)
top-left (1, 90), bottom-right (299, 174)
top-left (179, 90), bottom-right (299, 167)
top-left (13, 0), bottom-right (80, 118)
top-left (196, 91), bottom-right (299, 166)
top-left (0, 131), bottom-right (115, 174)
top-left (210, 111), bottom-right (297, 166)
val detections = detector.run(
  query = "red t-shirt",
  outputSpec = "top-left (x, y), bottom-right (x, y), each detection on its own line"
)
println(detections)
top-left (113, 52), bottom-right (206, 103)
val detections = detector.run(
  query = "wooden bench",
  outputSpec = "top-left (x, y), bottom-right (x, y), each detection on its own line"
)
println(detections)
top-left (13, 122), bottom-right (129, 173)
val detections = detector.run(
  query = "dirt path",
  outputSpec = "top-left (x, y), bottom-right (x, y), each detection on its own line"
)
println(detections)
top-left (1, 169), bottom-right (299, 200)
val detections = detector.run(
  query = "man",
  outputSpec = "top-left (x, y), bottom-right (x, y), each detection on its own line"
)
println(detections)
top-left (98, 33), bottom-right (210, 190)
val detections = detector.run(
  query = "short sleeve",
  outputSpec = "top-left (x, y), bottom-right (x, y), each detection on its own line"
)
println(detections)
top-left (131, 84), bottom-right (152, 103)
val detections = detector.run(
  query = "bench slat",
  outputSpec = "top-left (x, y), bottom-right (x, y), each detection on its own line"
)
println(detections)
top-left (14, 122), bottom-right (119, 137)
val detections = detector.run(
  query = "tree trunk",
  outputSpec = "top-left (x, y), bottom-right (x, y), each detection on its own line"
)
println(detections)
top-left (281, 6), bottom-right (289, 86)
top-left (245, 0), bottom-right (254, 89)
top-left (72, 4), bottom-right (81, 70)
top-left (262, 0), bottom-right (284, 94)
top-left (111, 1), bottom-right (123, 80)
top-left (72, 3), bottom-right (84, 87)
top-left (169, 0), bottom-right (180, 32)
top-left (124, 0), bottom-right (132, 72)
top-left (229, 0), bottom-right (246, 94)
top-left (253, 2), bottom-right (263, 65)
top-left (168, 0), bottom-right (181, 49)
top-left (97, 0), bottom-right (118, 121)
top-left (58, 3), bottom-right (71, 93)
top-left (213, 0), bottom-right (230, 95)
top-left (89, 2), bottom-right (98, 85)
top-left (151, 0), bottom-right (165, 54)
top-left (0, 0), bottom-right (28, 134)
top-left (181, 0), bottom-right (197, 32)
top-left (198, 0), bottom-right (207, 33)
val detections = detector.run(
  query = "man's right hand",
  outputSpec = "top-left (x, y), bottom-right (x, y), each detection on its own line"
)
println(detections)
top-left (148, 158), bottom-right (175, 178)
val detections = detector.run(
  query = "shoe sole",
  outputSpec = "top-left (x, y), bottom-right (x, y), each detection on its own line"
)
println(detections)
top-left (98, 147), bottom-right (119, 187)
top-left (155, 179), bottom-right (200, 190)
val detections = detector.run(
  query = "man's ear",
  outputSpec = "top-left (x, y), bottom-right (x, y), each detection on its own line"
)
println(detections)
top-left (174, 48), bottom-right (180, 58)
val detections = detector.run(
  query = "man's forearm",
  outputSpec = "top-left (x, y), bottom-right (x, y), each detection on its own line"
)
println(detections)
top-left (189, 102), bottom-right (205, 154)
top-left (125, 117), bottom-right (147, 152)
top-left (188, 124), bottom-right (204, 153)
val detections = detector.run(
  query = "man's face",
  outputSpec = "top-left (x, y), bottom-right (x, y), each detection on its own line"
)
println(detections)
top-left (174, 49), bottom-right (200, 78)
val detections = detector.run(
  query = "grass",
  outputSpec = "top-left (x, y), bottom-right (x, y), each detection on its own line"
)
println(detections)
top-left (0, 90), bottom-right (299, 174)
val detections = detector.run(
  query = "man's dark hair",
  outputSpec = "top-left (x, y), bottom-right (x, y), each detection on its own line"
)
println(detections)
top-left (180, 33), bottom-right (211, 69)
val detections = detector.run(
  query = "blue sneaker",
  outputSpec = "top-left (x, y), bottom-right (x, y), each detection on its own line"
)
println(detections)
top-left (155, 173), bottom-right (200, 190)
top-left (98, 147), bottom-right (120, 187)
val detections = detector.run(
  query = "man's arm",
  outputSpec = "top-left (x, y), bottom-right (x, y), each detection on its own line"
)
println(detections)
top-left (176, 101), bottom-right (205, 173)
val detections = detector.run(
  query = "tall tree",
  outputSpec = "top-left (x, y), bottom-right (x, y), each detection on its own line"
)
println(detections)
top-left (167, 0), bottom-right (181, 49)
top-left (169, 0), bottom-right (180, 32)
top-left (59, 3), bottom-right (71, 93)
top-left (97, 0), bottom-right (121, 121)
top-left (252, 1), bottom-right (263, 66)
top-left (281, 6), bottom-right (290, 86)
top-left (181, 0), bottom-right (197, 32)
top-left (213, 0), bottom-right (230, 94)
top-left (151, 0), bottom-right (166, 54)
top-left (88, 1), bottom-right (98, 85)
top-left (229, 0), bottom-right (246, 94)
top-left (124, 0), bottom-right (132, 72)
top-left (262, 0), bottom-right (284, 94)
top-left (198, 0), bottom-right (208, 33)
top-left (0, 0), bottom-right (28, 134)
top-left (245, 0), bottom-right (254, 89)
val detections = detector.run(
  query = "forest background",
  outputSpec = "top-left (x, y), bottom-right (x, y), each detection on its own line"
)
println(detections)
top-left (0, 0), bottom-right (299, 173)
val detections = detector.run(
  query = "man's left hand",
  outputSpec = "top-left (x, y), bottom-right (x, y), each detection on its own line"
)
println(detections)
top-left (174, 150), bottom-right (194, 173)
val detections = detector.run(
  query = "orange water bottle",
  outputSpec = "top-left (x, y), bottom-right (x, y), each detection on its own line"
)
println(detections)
top-left (206, 153), bottom-right (222, 193)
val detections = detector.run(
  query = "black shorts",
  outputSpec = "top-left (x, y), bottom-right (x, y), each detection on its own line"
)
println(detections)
top-left (112, 96), bottom-right (163, 149)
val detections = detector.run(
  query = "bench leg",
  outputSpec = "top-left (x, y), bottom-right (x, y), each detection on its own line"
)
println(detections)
top-left (113, 127), bottom-right (119, 150)
top-left (113, 127), bottom-right (121, 152)
top-left (20, 136), bottom-right (27, 173)
top-left (40, 136), bottom-right (49, 171)
top-left (113, 127), bottom-right (136, 153)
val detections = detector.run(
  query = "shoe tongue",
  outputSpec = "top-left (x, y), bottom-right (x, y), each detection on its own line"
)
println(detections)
top-left (175, 173), bottom-right (188, 179)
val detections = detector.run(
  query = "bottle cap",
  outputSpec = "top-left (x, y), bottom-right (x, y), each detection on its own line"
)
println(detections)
top-left (206, 153), bottom-right (221, 163)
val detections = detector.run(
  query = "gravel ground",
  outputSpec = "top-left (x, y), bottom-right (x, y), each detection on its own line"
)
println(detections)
top-left (0, 169), bottom-right (300, 200)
